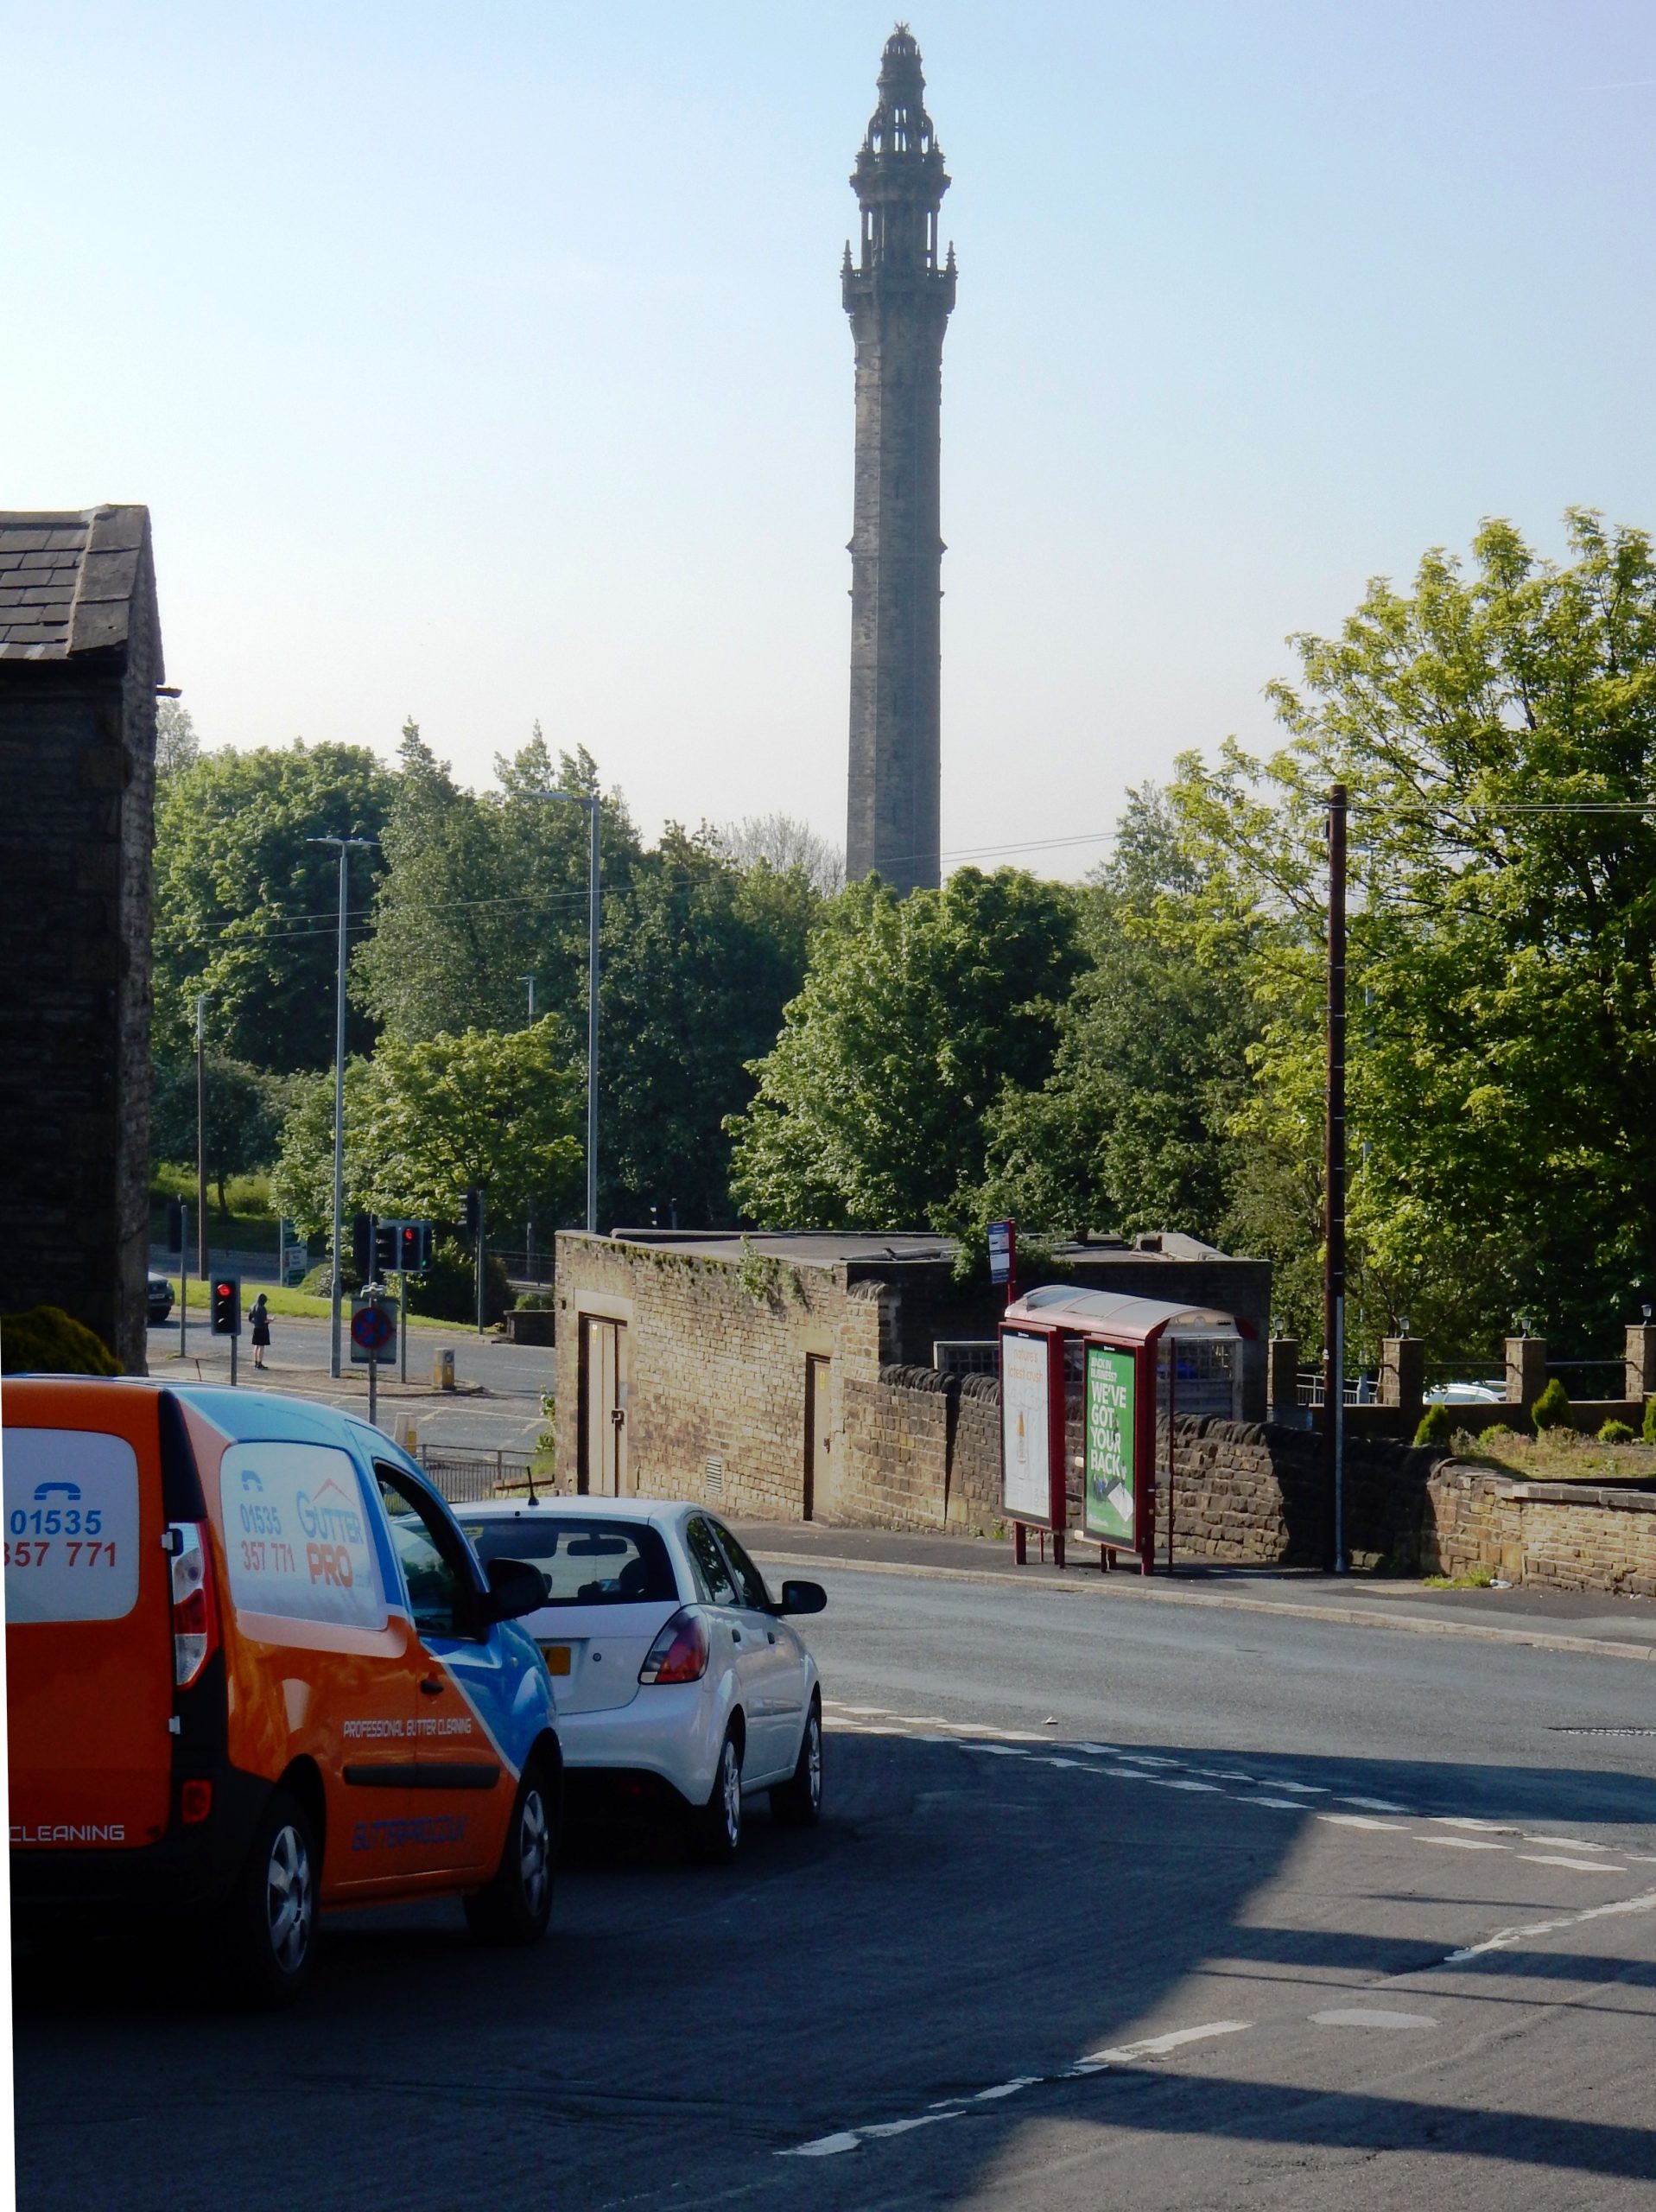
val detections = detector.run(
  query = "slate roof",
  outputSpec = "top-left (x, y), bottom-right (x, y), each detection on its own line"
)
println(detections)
top-left (0, 505), bottom-right (155, 661)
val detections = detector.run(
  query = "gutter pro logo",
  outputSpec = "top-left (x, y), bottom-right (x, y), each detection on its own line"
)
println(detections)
top-left (296, 1476), bottom-right (365, 1588)
top-left (12, 1823), bottom-right (127, 1844)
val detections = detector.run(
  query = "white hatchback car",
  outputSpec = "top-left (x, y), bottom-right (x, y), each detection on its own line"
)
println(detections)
top-left (455, 1498), bottom-right (825, 1860)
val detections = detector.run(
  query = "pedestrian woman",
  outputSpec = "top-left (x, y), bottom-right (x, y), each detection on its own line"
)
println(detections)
top-left (250, 1291), bottom-right (272, 1370)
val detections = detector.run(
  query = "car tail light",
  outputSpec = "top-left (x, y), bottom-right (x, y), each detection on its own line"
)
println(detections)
top-left (638, 1608), bottom-right (709, 1686)
top-left (168, 1523), bottom-right (219, 1689)
top-left (181, 1780), bottom-right (213, 1824)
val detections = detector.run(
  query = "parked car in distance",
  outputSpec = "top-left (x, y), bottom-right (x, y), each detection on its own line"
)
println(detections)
top-left (456, 1497), bottom-right (826, 1862)
top-left (1424, 1380), bottom-right (1507, 1405)
top-left (146, 1274), bottom-right (174, 1325)
top-left (6, 1377), bottom-right (561, 2006)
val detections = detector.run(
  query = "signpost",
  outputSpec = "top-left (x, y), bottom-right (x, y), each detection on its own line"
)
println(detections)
top-left (351, 1294), bottom-right (398, 1430)
top-left (987, 1218), bottom-right (1017, 1301)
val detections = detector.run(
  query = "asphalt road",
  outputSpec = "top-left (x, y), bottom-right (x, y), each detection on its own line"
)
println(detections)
top-left (144, 1314), bottom-right (556, 1455)
top-left (14, 1560), bottom-right (1656, 2211)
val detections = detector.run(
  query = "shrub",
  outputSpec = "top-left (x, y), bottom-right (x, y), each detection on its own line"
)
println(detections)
top-left (516, 1288), bottom-right (555, 1312)
top-left (1, 1305), bottom-right (122, 1376)
top-left (1645, 1395), bottom-right (1656, 1446)
top-left (403, 1237), bottom-right (511, 1325)
top-left (1531, 1378), bottom-right (1573, 1432)
top-left (299, 1258), bottom-right (360, 1298)
top-left (1597, 1419), bottom-right (1636, 1445)
top-left (1413, 1402), bottom-right (1453, 1450)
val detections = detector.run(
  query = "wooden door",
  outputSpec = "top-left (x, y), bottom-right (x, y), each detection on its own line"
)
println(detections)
top-left (804, 1355), bottom-right (831, 1522)
top-left (580, 1317), bottom-right (629, 1497)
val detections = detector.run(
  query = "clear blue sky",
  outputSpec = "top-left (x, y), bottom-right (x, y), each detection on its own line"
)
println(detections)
top-left (6, 1), bottom-right (1653, 871)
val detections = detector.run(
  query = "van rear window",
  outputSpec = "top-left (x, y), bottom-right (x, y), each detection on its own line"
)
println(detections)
top-left (4, 1429), bottom-right (141, 1624)
top-left (221, 1444), bottom-right (386, 1631)
top-left (459, 1518), bottom-right (677, 1607)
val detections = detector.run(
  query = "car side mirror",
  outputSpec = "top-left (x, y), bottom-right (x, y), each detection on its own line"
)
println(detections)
top-left (776, 1578), bottom-right (827, 1617)
top-left (484, 1557), bottom-right (549, 1624)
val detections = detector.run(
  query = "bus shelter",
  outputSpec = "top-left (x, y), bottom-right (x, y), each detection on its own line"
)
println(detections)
top-left (999, 1286), bottom-right (1250, 1573)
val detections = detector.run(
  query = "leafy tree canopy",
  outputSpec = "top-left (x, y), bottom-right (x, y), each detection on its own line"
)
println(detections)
top-left (726, 868), bottom-right (1082, 1230)
top-left (1169, 509), bottom-right (1656, 1358)
top-left (149, 1056), bottom-right (289, 1216)
top-left (152, 741), bottom-right (395, 1071)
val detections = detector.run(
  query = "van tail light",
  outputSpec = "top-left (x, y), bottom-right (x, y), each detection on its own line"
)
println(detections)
top-left (181, 1780), bottom-right (213, 1824)
top-left (638, 1608), bottom-right (709, 1686)
top-left (168, 1523), bottom-right (219, 1689)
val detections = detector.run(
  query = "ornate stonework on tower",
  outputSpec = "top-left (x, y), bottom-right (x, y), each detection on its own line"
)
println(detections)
top-left (843, 24), bottom-right (955, 895)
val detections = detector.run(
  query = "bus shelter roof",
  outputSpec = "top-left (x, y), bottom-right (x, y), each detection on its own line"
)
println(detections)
top-left (1002, 1286), bottom-right (1244, 1345)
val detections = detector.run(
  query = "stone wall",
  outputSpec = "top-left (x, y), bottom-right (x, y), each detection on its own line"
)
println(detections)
top-left (1422, 1468), bottom-right (1656, 1599)
top-left (552, 1232), bottom-right (885, 1519)
top-left (837, 1364), bottom-right (1000, 1531)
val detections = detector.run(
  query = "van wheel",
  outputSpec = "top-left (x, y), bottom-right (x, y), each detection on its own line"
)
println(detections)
top-left (689, 1727), bottom-right (744, 1865)
top-left (465, 1762), bottom-right (556, 1946)
top-left (771, 1697), bottom-right (822, 1828)
top-left (221, 1788), bottom-right (318, 2009)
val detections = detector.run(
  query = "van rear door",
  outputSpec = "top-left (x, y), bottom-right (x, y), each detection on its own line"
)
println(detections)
top-left (5, 1382), bottom-right (174, 1851)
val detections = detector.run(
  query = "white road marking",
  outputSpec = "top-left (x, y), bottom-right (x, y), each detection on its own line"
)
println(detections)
top-left (1260, 1781), bottom-right (1327, 1796)
top-left (1520, 1854), bottom-right (1627, 1872)
top-left (1149, 1778), bottom-right (1225, 1794)
top-left (957, 1742), bottom-right (1030, 1758)
top-left (1083, 2021), bottom-right (1252, 2063)
top-left (1439, 1885), bottom-right (1656, 1965)
top-left (1312, 2008), bottom-right (1437, 2030)
top-left (1340, 1796), bottom-right (1407, 1812)
top-left (1250, 1797), bottom-right (1314, 1810)
top-left (1076, 1742), bottom-right (1121, 1755)
top-left (1319, 1814), bottom-right (1405, 1832)
top-left (1431, 1816), bottom-right (1513, 1832)
top-left (778, 2026), bottom-right (1250, 2159)
top-left (1521, 1835), bottom-right (1608, 1852)
top-left (1424, 1836), bottom-right (1509, 1851)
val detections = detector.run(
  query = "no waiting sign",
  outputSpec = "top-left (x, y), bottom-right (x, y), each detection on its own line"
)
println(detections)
top-left (350, 1298), bottom-right (397, 1363)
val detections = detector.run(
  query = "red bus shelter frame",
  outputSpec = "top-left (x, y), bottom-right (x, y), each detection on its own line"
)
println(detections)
top-left (997, 1287), bottom-right (1251, 1575)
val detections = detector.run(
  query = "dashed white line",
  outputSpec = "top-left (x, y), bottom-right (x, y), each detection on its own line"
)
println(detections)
top-left (1424, 1836), bottom-right (1509, 1851)
top-left (1521, 1854), bottom-right (1627, 1873)
top-left (1319, 1814), bottom-right (1405, 1832)
top-left (1082, 2021), bottom-right (1251, 2063)
top-left (1439, 1885), bottom-right (1656, 1965)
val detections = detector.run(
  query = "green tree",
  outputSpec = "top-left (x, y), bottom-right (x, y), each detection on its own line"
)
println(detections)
top-left (967, 787), bottom-right (1259, 1248)
top-left (598, 830), bottom-right (819, 1224)
top-left (1171, 510), bottom-right (1656, 1359)
top-left (726, 869), bottom-right (1082, 1230)
top-left (354, 724), bottom-right (641, 1044)
top-left (152, 741), bottom-right (395, 1071)
top-left (149, 1056), bottom-right (289, 1215)
top-left (270, 1020), bottom-right (583, 1241)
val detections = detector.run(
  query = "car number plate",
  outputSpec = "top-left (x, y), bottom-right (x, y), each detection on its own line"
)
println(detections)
top-left (540, 1643), bottom-right (572, 1676)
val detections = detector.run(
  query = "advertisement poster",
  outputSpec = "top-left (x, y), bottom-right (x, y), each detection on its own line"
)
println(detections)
top-left (1084, 1344), bottom-right (1138, 1543)
top-left (1000, 1331), bottom-right (1051, 1522)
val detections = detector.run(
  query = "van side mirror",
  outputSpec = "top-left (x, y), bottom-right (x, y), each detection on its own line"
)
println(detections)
top-left (484, 1557), bottom-right (549, 1624)
top-left (777, 1578), bottom-right (827, 1617)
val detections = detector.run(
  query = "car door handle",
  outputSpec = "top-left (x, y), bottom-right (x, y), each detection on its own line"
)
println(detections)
top-left (420, 1676), bottom-right (446, 1695)
top-left (767, 1631), bottom-right (777, 1645)
top-left (731, 1629), bottom-right (742, 1643)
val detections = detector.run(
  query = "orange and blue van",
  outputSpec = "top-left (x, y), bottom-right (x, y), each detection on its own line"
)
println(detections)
top-left (5, 1376), bottom-right (561, 2003)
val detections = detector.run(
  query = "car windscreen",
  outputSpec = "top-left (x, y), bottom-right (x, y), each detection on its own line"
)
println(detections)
top-left (458, 1516), bottom-right (678, 1607)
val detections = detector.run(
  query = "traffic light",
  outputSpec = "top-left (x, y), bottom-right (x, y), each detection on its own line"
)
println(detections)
top-left (352, 1212), bottom-right (372, 1281)
top-left (373, 1220), bottom-right (399, 1278)
top-left (460, 1188), bottom-right (482, 1237)
top-left (166, 1198), bottom-right (184, 1254)
top-left (397, 1220), bottom-right (428, 1274)
top-left (210, 1275), bottom-right (241, 1336)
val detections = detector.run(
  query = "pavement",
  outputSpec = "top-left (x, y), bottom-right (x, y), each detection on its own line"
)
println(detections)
top-left (15, 1536), bottom-right (1656, 2210)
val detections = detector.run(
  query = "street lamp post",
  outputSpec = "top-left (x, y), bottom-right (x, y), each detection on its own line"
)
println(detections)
top-left (522, 974), bottom-right (536, 1278)
top-left (308, 835), bottom-right (378, 1377)
top-left (530, 792), bottom-right (600, 1236)
top-left (194, 994), bottom-right (209, 1279)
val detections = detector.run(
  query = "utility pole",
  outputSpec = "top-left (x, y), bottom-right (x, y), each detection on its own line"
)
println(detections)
top-left (1324, 784), bottom-right (1348, 1575)
top-left (530, 791), bottom-right (600, 1233)
top-left (194, 995), bottom-right (209, 1278)
top-left (522, 974), bottom-right (536, 1279)
top-left (308, 834), bottom-right (378, 1378)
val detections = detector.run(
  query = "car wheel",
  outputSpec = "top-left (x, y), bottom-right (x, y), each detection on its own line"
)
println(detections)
top-left (465, 1760), bottom-right (557, 1946)
top-left (770, 1696), bottom-right (822, 1829)
top-left (219, 1787), bottom-right (319, 2009)
top-left (690, 1726), bottom-right (744, 1865)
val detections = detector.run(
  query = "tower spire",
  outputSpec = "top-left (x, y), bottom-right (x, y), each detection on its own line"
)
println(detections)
top-left (842, 25), bottom-right (956, 896)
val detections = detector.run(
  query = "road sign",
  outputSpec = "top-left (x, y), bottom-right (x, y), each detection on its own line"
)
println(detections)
top-left (987, 1218), bottom-right (1015, 1287)
top-left (350, 1298), bottom-right (398, 1363)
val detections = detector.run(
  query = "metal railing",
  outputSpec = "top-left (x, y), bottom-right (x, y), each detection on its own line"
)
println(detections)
top-left (417, 1447), bottom-right (543, 1504)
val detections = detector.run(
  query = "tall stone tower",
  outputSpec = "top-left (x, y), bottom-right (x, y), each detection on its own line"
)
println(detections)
top-left (843, 24), bottom-right (955, 895)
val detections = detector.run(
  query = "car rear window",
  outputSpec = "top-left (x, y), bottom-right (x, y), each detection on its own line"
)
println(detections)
top-left (459, 1517), bottom-right (677, 1606)
top-left (4, 1428), bottom-right (142, 1624)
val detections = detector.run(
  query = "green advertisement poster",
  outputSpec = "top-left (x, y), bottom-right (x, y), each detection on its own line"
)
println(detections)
top-left (1084, 1344), bottom-right (1138, 1543)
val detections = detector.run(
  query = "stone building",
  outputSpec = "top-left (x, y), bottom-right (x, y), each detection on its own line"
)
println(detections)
top-left (844, 25), bottom-right (956, 896)
top-left (552, 1228), bottom-right (1269, 1522)
top-left (0, 506), bottom-right (164, 1370)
